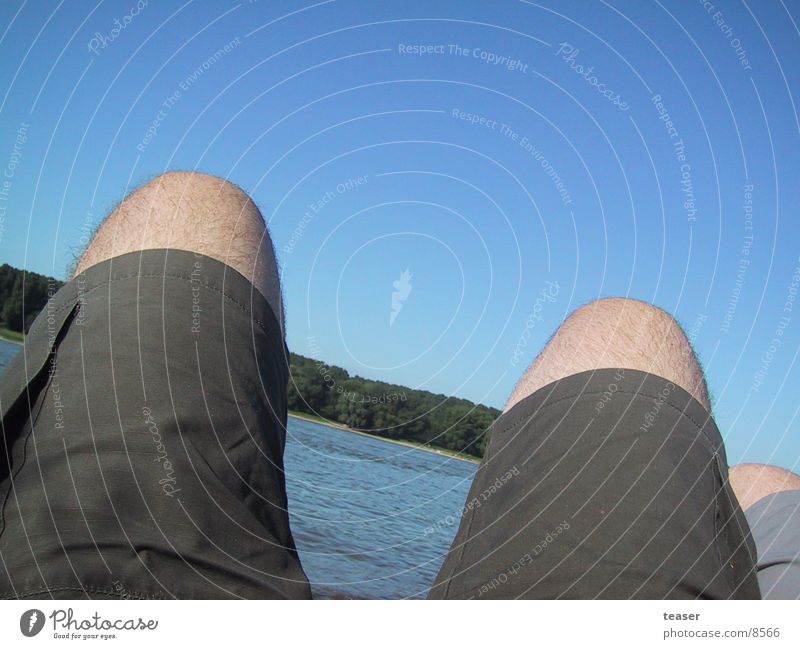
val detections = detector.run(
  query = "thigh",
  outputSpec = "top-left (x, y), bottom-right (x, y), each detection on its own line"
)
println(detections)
top-left (429, 369), bottom-right (760, 599)
top-left (0, 249), bottom-right (310, 599)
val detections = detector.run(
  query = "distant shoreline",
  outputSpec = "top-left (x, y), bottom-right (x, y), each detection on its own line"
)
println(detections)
top-left (288, 411), bottom-right (480, 464)
top-left (0, 328), bottom-right (23, 345)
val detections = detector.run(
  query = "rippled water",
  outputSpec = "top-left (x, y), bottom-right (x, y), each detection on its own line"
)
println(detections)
top-left (284, 417), bottom-right (476, 599)
top-left (0, 338), bottom-right (21, 373)
top-left (0, 338), bottom-right (476, 599)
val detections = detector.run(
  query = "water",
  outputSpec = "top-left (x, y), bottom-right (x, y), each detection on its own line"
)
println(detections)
top-left (284, 417), bottom-right (476, 598)
top-left (0, 338), bottom-right (21, 373)
top-left (0, 338), bottom-right (476, 599)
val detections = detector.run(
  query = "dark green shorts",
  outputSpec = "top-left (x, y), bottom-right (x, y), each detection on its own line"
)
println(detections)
top-left (429, 369), bottom-right (761, 599)
top-left (0, 250), bottom-right (310, 599)
top-left (0, 250), bottom-right (762, 599)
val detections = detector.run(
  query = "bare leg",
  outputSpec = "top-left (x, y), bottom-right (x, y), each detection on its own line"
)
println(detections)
top-left (431, 298), bottom-right (757, 599)
top-left (74, 170), bottom-right (283, 326)
top-left (505, 297), bottom-right (710, 412)
top-left (0, 172), bottom-right (307, 599)
top-left (729, 464), bottom-right (800, 511)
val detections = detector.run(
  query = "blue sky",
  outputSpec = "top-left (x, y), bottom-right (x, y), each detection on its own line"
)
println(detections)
top-left (0, 0), bottom-right (799, 467)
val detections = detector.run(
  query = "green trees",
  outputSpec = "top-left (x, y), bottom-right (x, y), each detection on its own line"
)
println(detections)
top-left (287, 352), bottom-right (498, 458)
top-left (0, 264), bottom-right (63, 333)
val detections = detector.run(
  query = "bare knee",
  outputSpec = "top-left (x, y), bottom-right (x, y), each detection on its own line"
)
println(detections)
top-left (729, 463), bottom-right (800, 511)
top-left (75, 171), bottom-right (281, 321)
top-left (506, 297), bottom-right (710, 412)
top-left (76, 171), bottom-right (265, 270)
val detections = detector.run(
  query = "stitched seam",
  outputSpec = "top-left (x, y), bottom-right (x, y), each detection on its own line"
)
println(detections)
top-left (441, 583), bottom-right (495, 600)
top-left (710, 455), bottom-right (727, 594)
top-left (0, 306), bottom-right (79, 540)
top-left (715, 455), bottom-right (759, 596)
top-left (1, 585), bottom-right (167, 599)
top-left (0, 351), bottom-right (60, 542)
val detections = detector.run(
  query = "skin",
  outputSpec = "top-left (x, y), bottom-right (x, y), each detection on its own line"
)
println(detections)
top-left (728, 463), bottom-right (800, 511)
top-left (74, 170), bottom-right (283, 328)
top-left (505, 297), bottom-right (710, 412)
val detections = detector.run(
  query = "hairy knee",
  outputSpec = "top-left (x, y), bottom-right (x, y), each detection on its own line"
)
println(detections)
top-left (155, 171), bottom-right (260, 224)
top-left (567, 297), bottom-right (676, 340)
top-left (729, 463), bottom-right (800, 511)
top-left (570, 298), bottom-right (706, 401)
top-left (116, 170), bottom-right (263, 244)
top-left (507, 297), bottom-right (710, 412)
top-left (77, 171), bottom-right (263, 266)
top-left (75, 171), bottom-right (281, 319)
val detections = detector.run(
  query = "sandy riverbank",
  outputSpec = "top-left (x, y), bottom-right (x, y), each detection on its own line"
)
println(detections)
top-left (0, 328), bottom-right (24, 344)
top-left (288, 411), bottom-right (480, 464)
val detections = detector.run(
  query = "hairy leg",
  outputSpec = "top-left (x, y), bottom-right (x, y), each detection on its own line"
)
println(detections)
top-left (505, 297), bottom-right (710, 412)
top-left (729, 463), bottom-right (800, 511)
top-left (74, 170), bottom-right (283, 326)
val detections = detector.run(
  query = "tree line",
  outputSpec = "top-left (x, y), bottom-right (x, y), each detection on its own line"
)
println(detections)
top-left (0, 263), bottom-right (64, 333)
top-left (288, 352), bottom-right (498, 458)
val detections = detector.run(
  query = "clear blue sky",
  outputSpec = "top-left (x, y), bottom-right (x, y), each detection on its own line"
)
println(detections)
top-left (0, 1), bottom-right (799, 467)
